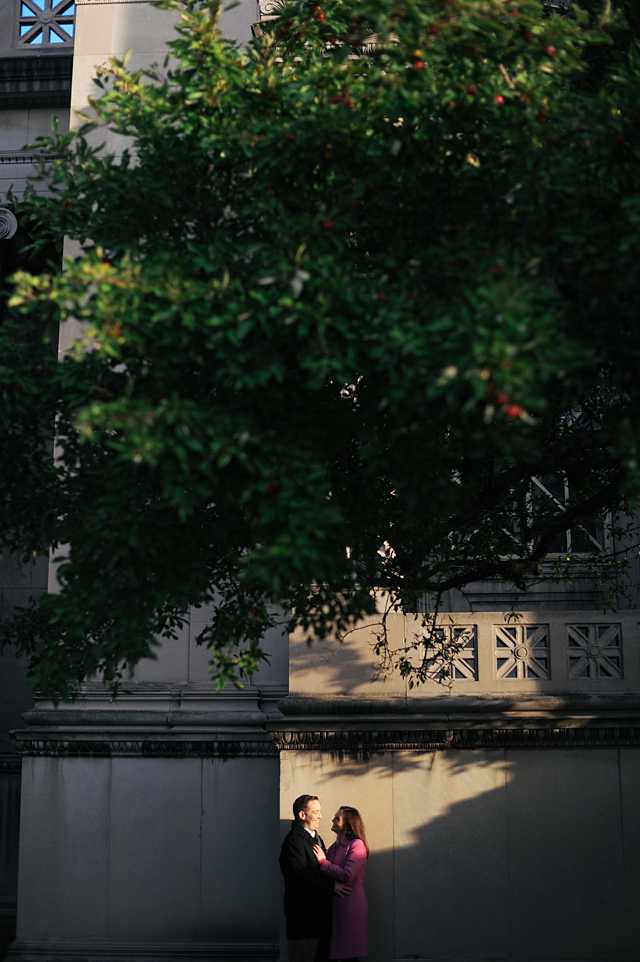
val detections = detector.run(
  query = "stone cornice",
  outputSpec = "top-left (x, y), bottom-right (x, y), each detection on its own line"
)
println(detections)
top-left (12, 734), bottom-right (278, 757)
top-left (270, 692), bottom-right (640, 751)
top-left (21, 682), bottom-right (278, 730)
top-left (0, 151), bottom-right (59, 166)
top-left (271, 725), bottom-right (640, 751)
top-left (0, 754), bottom-right (21, 773)
top-left (22, 709), bottom-right (269, 728)
top-left (278, 692), bottom-right (640, 717)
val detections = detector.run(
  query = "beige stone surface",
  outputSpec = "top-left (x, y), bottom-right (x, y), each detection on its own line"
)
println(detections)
top-left (291, 610), bottom-right (640, 699)
top-left (110, 2), bottom-right (180, 56)
top-left (289, 612), bottom-right (406, 697)
top-left (0, 111), bottom-right (32, 151)
top-left (278, 746), bottom-right (640, 960)
top-left (280, 750), bottom-right (395, 961)
top-left (73, 4), bottom-right (115, 57)
top-left (393, 750), bottom-right (510, 960)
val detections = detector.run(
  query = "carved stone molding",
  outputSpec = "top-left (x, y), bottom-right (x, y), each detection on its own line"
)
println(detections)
top-left (0, 755), bottom-right (21, 773)
top-left (271, 726), bottom-right (640, 752)
top-left (0, 55), bottom-right (72, 109)
top-left (0, 152), bottom-right (58, 167)
top-left (12, 737), bottom-right (278, 758)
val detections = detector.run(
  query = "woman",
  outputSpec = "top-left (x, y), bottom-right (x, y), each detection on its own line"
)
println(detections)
top-left (313, 806), bottom-right (368, 962)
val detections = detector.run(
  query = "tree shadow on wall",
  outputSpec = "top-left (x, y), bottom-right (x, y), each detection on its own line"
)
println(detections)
top-left (290, 748), bottom-right (640, 962)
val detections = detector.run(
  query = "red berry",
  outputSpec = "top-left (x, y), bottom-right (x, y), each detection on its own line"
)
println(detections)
top-left (377, 292), bottom-right (387, 301)
top-left (505, 404), bottom-right (522, 418)
top-left (317, 10), bottom-right (325, 19)
top-left (495, 94), bottom-right (504, 105)
top-left (287, 133), bottom-right (296, 142)
top-left (320, 219), bottom-right (335, 229)
top-left (497, 393), bottom-right (509, 405)
top-left (468, 85), bottom-right (478, 95)
top-left (414, 61), bottom-right (425, 71)
top-left (545, 45), bottom-right (556, 56)
top-left (523, 31), bottom-right (533, 41)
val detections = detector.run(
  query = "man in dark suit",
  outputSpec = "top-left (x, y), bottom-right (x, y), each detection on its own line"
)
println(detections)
top-left (279, 794), bottom-right (351, 962)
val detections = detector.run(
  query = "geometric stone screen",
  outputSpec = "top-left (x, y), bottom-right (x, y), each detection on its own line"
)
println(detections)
top-left (495, 624), bottom-right (550, 680)
top-left (19, 0), bottom-right (74, 46)
top-left (426, 625), bottom-right (478, 681)
top-left (567, 623), bottom-right (622, 679)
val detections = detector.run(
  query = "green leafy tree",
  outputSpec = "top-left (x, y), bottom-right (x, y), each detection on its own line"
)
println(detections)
top-left (1, 0), bottom-right (640, 698)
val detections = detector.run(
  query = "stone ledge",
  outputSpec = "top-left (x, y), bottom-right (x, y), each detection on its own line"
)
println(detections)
top-left (7, 940), bottom-right (278, 962)
top-left (279, 692), bottom-right (640, 716)
top-left (11, 733), bottom-right (278, 757)
top-left (271, 726), bottom-right (640, 751)
top-left (22, 709), bottom-right (269, 728)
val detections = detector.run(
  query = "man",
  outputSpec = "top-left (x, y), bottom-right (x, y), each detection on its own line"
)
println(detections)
top-left (279, 794), bottom-right (351, 962)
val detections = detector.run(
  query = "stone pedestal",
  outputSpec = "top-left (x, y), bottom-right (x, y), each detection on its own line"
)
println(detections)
top-left (8, 614), bottom-right (288, 962)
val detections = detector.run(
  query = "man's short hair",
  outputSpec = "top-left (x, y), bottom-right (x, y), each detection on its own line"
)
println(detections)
top-left (293, 794), bottom-right (318, 819)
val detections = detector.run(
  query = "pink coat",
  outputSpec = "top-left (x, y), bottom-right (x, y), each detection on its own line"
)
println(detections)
top-left (319, 837), bottom-right (368, 959)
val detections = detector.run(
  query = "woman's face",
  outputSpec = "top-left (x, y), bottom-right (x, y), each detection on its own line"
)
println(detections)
top-left (331, 809), bottom-right (345, 835)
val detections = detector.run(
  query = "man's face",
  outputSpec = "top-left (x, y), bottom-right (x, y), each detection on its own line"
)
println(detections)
top-left (299, 799), bottom-right (322, 832)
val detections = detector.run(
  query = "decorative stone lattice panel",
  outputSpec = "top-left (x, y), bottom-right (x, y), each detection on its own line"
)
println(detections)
top-left (567, 624), bottom-right (622, 679)
top-left (425, 626), bottom-right (478, 681)
top-left (18, 0), bottom-right (74, 46)
top-left (495, 624), bottom-right (550, 680)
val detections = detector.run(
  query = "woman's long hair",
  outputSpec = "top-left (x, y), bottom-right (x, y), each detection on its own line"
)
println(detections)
top-left (340, 806), bottom-right (369, 856)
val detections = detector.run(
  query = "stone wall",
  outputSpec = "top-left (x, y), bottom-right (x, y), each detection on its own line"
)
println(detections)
top-left (280, 745), bottom-right (640, 962)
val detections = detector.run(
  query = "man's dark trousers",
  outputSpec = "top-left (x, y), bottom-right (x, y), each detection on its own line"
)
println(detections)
top-left (279, 820), bottom-right (334, 962)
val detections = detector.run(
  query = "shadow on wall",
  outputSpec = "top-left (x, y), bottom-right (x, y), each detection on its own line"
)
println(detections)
top-left (281, 747), bottom-right (640, 962)
top-left (0, 766), bottom-right (20, 962)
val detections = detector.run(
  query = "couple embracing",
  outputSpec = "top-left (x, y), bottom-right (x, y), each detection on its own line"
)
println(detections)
top-left (279, 794), bottom-right (369, 962)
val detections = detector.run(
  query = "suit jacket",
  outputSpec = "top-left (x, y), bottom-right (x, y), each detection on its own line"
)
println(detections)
top-left (279, 820), bottom-right (334, 939)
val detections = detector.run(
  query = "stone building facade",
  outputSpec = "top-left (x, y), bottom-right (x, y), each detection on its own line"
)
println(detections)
top-left (1, 1), bottom-right (640, 960)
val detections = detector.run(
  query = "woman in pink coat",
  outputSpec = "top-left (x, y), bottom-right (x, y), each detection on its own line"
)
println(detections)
top-left (313, 806), bottom-right (368, 961)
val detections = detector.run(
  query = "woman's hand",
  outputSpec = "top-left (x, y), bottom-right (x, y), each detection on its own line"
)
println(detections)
top-left (313, 844), bottom-right (326, 863)
top-left (335, 882), bottom-right (352, 898)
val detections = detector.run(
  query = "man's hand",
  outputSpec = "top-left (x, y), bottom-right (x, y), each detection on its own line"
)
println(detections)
top-left (334, 882), bottom-right (352, 898)
top-left (312, 844), bottom-right (326, 863)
